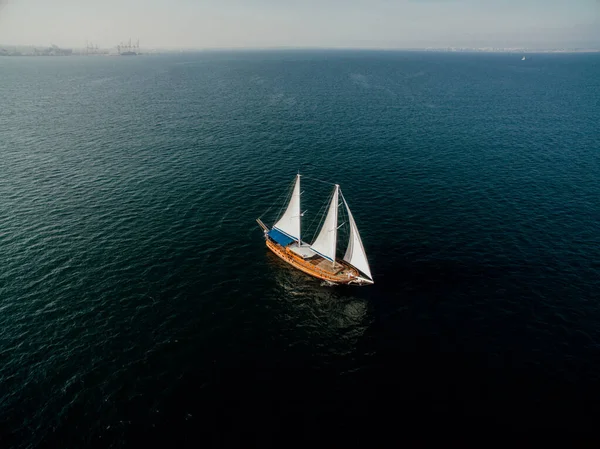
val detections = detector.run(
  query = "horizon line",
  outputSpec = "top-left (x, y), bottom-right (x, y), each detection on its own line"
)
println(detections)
top-left (2, 44), bottom-right (600, 53)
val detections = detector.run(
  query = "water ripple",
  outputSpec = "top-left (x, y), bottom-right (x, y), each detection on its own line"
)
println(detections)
top-left (0, 52), bottom-right (599, 446)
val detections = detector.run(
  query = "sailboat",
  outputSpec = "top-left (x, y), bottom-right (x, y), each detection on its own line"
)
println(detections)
top-left (256, 174), bottom-right (374, 285)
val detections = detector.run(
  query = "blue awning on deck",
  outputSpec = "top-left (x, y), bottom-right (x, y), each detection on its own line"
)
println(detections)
top-left (268, 228), bottom-right (295, 247)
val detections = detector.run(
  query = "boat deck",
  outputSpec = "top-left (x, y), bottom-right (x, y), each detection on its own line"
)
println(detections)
top-left (266, 238), bottom-right (359, 284)
top-left (289, 244), bottom-right (315, 259)
top-left (310, 257), bottom-right (344, 274)
top-left (289, 243), bottom-right (344, 274)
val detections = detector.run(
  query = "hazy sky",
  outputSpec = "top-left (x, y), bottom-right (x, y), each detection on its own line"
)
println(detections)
top-left (0, 0), bottom-right (598, 49)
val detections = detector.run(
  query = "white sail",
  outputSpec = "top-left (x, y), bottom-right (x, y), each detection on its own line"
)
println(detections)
top-left (342, 193), bottom-right (373, 281)
top-left (310, 185), bottom-right (339, 262)
top-left (273, 174), bottom-right (301, 241)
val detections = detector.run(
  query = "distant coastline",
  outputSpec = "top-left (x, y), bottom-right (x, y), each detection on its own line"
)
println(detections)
top-left (419, 47), bottom-right (600, 53)
top-left (0, 44), bottom-right (142, 56)
top-left (1, 44), bottom-right (599, 56)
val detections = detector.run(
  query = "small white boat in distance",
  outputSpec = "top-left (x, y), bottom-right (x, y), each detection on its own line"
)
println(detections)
top-left (522, 56), bottom-right (526, 61)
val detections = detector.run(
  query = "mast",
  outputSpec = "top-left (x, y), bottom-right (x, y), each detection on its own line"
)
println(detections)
top-left (310, 184), bottom-right (339, 266)
top-left (297, 172), bottom-right (301, 245)
top-left (332, 185), bottom-right (338, 267)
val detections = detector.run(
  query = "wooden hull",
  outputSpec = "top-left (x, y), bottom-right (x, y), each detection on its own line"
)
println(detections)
top-left (265, 238), bottom-right (370, 285)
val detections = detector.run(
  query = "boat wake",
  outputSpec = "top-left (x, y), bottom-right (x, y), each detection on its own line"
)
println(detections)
top-left (320, 280), bottom-right (337, 287)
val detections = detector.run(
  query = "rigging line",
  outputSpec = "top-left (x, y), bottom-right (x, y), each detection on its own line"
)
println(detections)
top-left (259, 176), bottom-right (295, 223)
top-left (306, 191), bottom-right (329, 242)
top-left (302, 175), bottom-right (337, 186)
top-left (337, 189), bottom-right (353, 255)
top-left (309, 186), bottom-right (335, 244)
top-left (337, 192), bottom-right (349, 257)
top-left (275, 177), bottom-right (295, 224)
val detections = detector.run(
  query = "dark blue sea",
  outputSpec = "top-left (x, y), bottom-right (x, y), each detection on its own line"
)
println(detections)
top-left (1, 51), bottom-right (599, 447)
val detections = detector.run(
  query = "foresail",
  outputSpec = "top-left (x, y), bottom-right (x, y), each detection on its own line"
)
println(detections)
top-left (273, 174), bottom-right (301, 241)
top-left (310, 185), bottom-right (339, 262)
top-left (342, 194), bottom-right (373, 281)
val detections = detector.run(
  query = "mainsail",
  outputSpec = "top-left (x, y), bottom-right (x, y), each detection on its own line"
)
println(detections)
top-left (310, 185), bottom-right (339, 263)
top-left (341, 193), bottom-right (373, 281)
top-left (273, 174), bottom-right (301, 241)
